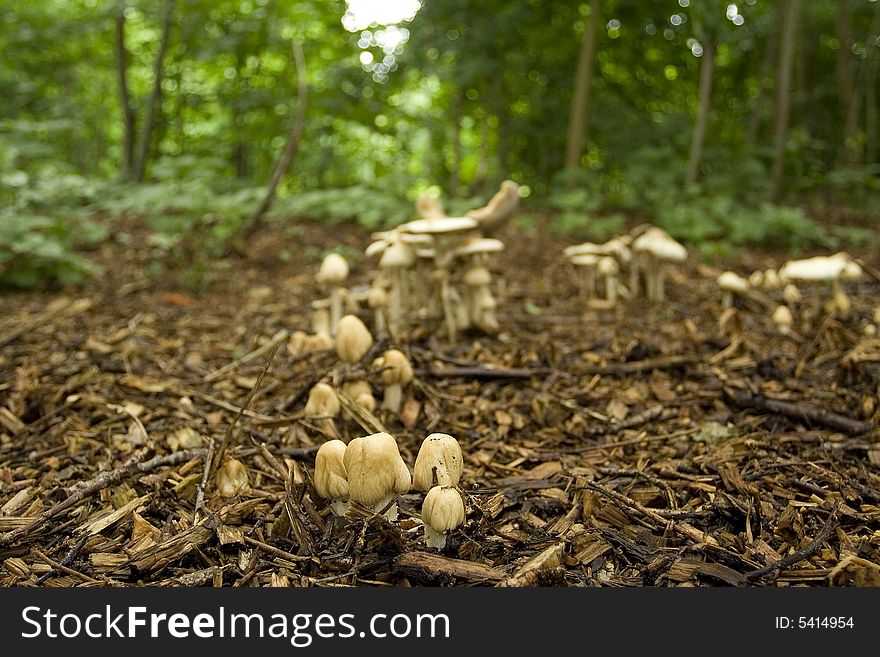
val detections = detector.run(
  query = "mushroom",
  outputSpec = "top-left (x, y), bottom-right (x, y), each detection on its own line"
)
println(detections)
top-left (748, 270), bottom-right (764, 288)
top-left (597, 256), bottom-right (621, 304)
top-left (372, 349), bottom-right (414, 413)
top-left (783, 283), bottom-right (801, 306)
top-left (335, 314), bottom-right (374, 365)
top-left (763, 269), bottom-right (782, 289)
top-left (461, 264), bottom-right (502, 332)
top-left (342, 379), bottom-right (376, 412)
top-left (631, 227), bottom-right (687, 301)
top-left (771, 305), bottom-right (794, 335)
top-left (717, 271), bottom-right (749, 309)
top-left (311, 306), bottom-right (331, 336)
top-left (216, 457), bottom-right (249, 498)
top-left (316, 253), bottom-right (349, 335)
top-left (379, 238), bottom-right (416, 339)
top-left (343, 432), bottom-right (412, 520)
top-left (366, 281), bottom-right (389, 334)
top-left (465, 180), bottom-right (520, 236)
top-left (568, 253), bottom-right (601, 300)
top-left (779, 253), bottom-right (863, 316)
top-left (412, 433), bottom-right (463, 492)
top-left (421, 485), bottom-right (465, 549)
top-left (304, 382), bottom-right (341, 439)
top-left (314, 439), bottom-right (350, 516)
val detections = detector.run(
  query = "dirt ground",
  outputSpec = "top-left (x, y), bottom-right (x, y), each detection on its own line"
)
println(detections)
top-left (1, 216), bottom-right (879, 587)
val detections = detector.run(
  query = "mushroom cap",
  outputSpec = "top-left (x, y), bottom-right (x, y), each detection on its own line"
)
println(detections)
top-left (335, 314), bottom-right (374, 364)
top-left (373, 349), bottom-right (414, 387)
top-left (748, 270), bottom-right (765, 288)
top-left (314, 440), bottom-right (349, 501)
top-left (455, 237), bottom-right (505, 257)
top-left (779, 254), bottom-right (859, 282)
top-left (379, 240), bottom-right (416, 269)
top-left (873, 307), bottom-right (880, 325)
top-left (413, 433), bottom-right (463, 492)
top-left (831, 289), bottom-right (852, 314)
top-left (772, 305), bottom-right (793, 326)
top-left (367, 286), bottom-right (388, 308)
top-left (569, 254), bottom-right (601, 268)
top-left (635, 230), bottom-right (687, 262)
top-left (342, 379), bottom-right (373, 400)
top-left (365, 240), bottom-right (388, 258)
top-left (465, 180), bottom-right (520, 230)
top-left (421, 486), bottom-right (465, 533)
top-left (782, 283), bottom-right (801, 304)
top-left (463, 265), bottom-right (492, 287)
top-left (399, 216), bottom-right (479, 235)
top-left (309, 331), bottom-right (334, 351)
top-left (763, 269), bottom-right (782, 289)
top-left (717, 271), bottom-right (749, 292)
top-left (317, 253), bottom-right (349, 285)
top-left (343, 432), bottom-right (411, 507)
top-left (563, 242), bottom-right (605, 258)
top-left (597, 256), bottom-right (619, 276)
top-left (304, 382), bottom-right (340, 418)
top-left (216, 457), bottom-right (249, 498)
top-left (416, 248), bottom-right (436, 260)
top-left (602, 237), bottom-right (632, 263)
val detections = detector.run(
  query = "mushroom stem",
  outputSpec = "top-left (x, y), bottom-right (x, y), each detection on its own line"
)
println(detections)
top-left (424, 524), bottom-right (447, 549)
top-left (606, 275), bottom-right (618, 304)
top-left (439, 273), bottom-right (458, 342)
top-left (722, 290), bottom-right (734, 310)
top-left (655, 266), bottom-right (666, 301)
top-left (329, 288), bottom-right (343, 336)
top-left (388, 271), bottom-right (403, 339)
top-left (382, 383), bottom-right (403, 413)
top-left (375, 493), bottom-right (399, 521)
top-left (330, 500), bottom-right (350, 517)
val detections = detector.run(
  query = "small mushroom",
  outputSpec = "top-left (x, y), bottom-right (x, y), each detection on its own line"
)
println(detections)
top-left (597, 256), bottom-right (621, 304)
top-left (366, 282), bottom-right (389, 334)
top-left (216, 457), bottom-right (249, 498)
top-left (412, 433), bottom-right (463, 492)
top-left (631, 227), bottom-right (687, 301)
top-left (421, 485), bottom-right (465, 549)
top-left (379, 239), bottom-right (416, 339)
top-left (568, 253), bottom-right (601, 300)
top-left (372, 349), bottom-right (414, 413)
top-left (763, 269), bottom-right (782, 289)
top-left (335, 314), bottom-right (374, 365)
top-left (304, 382), bottom-right (341, 438)
top-left (314, 439), bottom-right (350, 516)
top-left (748, 270), bottom-right (764, 288)
top-left (717, 271), bottom-right (749, 309)
top-left (343, 432), bottom-right (412, 520)
top-left (465, 180), bottom-right (520, 236)
top-left (342, 379), bottom-right (376, 412)
top-left (783, 283), bottom-right (801, 306)
top-left (317, 253), bottom-right (350, 335)
top-left (771, 305), bottom-right (793, 335)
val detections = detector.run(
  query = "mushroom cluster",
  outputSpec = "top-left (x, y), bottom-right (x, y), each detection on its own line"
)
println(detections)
top-left (562, 224), bottom-right (687, 305)
top-left (311, 431), bottom-right (467, 549)
top-left (363, 180), bottom-right (520, 340)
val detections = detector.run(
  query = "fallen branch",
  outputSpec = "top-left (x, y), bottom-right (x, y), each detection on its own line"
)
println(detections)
top-left (394, 551), bottom-right (506, 583)
top-left (724, 387), bottom-right (874, 435)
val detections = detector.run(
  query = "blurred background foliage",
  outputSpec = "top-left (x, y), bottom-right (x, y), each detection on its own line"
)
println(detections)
top-left (1, 0), bottom-right (878, 287)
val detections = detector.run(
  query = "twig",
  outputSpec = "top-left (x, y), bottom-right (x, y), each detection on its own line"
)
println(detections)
top-left (31, 547), bottom-right (102, 585)
top-left (745, 503), bottom-right (841, 581)
top-left (0, 297), bottom-right (92, 348)
top-left (242, 536), bottom-right (315, 563)
top-left (204, 329), bottom-right (289, 382)
top-left (0, 449), bottom-right (201, 547)
top-left (724, 387), bottom-right (874, 435)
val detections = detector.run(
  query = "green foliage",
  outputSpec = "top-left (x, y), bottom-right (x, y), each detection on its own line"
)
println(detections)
top-left (270, 184), bottom-right (412, 229)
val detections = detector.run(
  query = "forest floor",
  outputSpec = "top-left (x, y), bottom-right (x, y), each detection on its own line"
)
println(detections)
top-left (1, 216), bottom-right (879, 587)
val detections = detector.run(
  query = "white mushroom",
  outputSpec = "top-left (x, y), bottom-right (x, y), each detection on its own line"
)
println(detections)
top-left (343, 432), bottom-right (412, 520)
top-left (412, 433), bottom-right (463, 492)
top-left (717, 271), bottom-right (750, 310)
top-left (568, 253), bottom-right (600, 300)
top-left (314, 439), bottom-right (350, 516)
top-left (631, 227), bottom-right (687, 301)
top-left (379, 239), bottom-right (416, 339)
top-left (783, 283), bottom-right (801, 306)
top-left (216, 457), bottom-right (249, 498)
top-left (748, 270), bottom-right (765, 288)
top-left (421, 485), bottom-right (465, 549)
top-left (771, 305), bottom-right (793, 335)
top-left (465, 180), bottom-right (520, 236)
top-left (372, 349), bottom-right (414, 414)
top-left (335, 314), bottom-right (374, 365)
top-left (342, 379), bottom-right (376, 413)
top-left (597, 256), bottom-right (621, 304)
top-left (316, 253), bottom-right (349, 336)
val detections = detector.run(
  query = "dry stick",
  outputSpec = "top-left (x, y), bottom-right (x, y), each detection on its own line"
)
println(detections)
top-left (0, 297), bottom-right (92, 348)
top-left (0, 449), bottom-right (201, 548)
top-left (204, 328), bottom-right (289, 382)
top-left (31, 547), bottom-right (102, 585)
top-left (34, 535), bottom-right (89, 585)
top-left (244, 39), bottom-right (307, 238)
top-left (724, 387), bottom-right (874, 435)
top-left (242, 536), bottom-right (315, 563)
top-left (745, 503), bottom-right (841, 581)
top-left (194, 339), bottom-right (282, 517)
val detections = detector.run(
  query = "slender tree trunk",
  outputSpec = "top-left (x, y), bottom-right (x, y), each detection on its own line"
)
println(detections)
top-left (245, 40), bottom-right (308, 239)
top-left (132, 0), bottom-right (175, 182)
top-left (746, 2), bottom-right (783, 148)
top-left (863, 2), bottom-right (880, 164)
top-left (770, 0), bottom-right (801, 203)
top-left (686, 39), bottom-right (715, 186)
top-left (114, 3), bottom-right (136, 181)
top-left (837, 0), bottom-right (861, 166)
top-left (564, 0), bottom-right (600, 170)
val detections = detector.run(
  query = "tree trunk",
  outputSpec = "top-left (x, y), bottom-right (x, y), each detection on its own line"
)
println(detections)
top-left (770, 0), bottom-right (801, 203)
top-left (564, 0), bottom-right (600, 170)
top-left (114, 3), bottom-right (136, 181)
top-left (244, 40), bottom-right (308, 239)
top-left (863, 2), bottom-right (880, 164)
top-left (132, 0), bottom-right (175, 182)
top-left (837, 0), bottom-right (859, 166)
top-left (685, 39), bottom-right (715, 186)
top-left (746, 2), bottom-right (783, 148)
